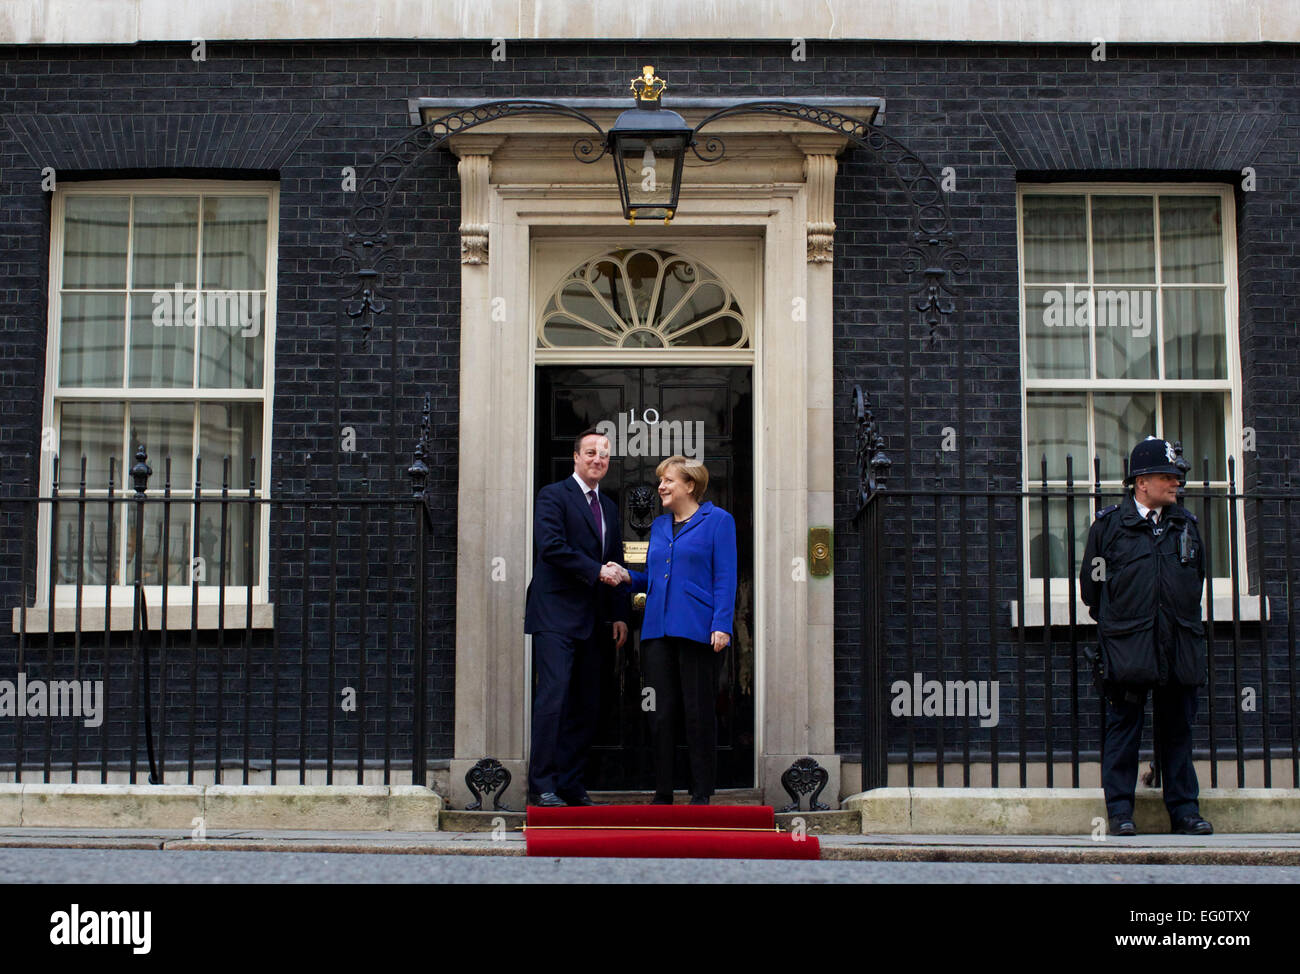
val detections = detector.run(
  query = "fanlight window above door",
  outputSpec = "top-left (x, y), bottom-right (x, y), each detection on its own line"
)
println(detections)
top-left (538, 248), bottom-right (749, 349)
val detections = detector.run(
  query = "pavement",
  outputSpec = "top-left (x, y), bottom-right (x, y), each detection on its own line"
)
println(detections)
top-left (1, 827), bottom-right (1298, 865)
top-left (5, 847), bottom-right (1299, 883)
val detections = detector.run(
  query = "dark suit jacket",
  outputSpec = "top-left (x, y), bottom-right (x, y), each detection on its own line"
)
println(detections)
top-left (524, 476), bottom-right (629, 638)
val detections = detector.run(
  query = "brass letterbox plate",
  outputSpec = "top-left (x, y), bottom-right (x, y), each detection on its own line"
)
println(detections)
top-left (623, 541), bottom-right (649, 565)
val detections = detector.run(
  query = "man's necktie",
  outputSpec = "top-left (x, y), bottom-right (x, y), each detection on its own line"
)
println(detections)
top-left (587, 489), bottom-right (603, 548)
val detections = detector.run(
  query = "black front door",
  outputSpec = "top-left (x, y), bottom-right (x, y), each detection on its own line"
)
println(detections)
top-left (534, 366), bottom-right (754, 790)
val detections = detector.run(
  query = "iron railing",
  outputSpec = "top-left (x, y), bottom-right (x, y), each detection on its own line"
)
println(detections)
top-left (0, 431), bottom-right (437, 786)
top-left (853, 441), bottom-right (1300, 792)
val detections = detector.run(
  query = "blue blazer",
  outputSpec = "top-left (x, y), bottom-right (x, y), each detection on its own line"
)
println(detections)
top-left (628, 502), bottom-right (738, 644)
top-left (524, 477), bottom-right (629, 639)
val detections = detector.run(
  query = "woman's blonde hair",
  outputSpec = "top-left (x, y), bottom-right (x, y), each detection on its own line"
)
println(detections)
top-left (656, 455), bottom-right (709, 501)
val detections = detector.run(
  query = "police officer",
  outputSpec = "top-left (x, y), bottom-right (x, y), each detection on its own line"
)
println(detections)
top-left (1079, 436), bottom-right (1213, 836)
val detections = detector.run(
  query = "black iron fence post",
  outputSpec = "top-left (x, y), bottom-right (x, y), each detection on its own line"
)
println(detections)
top-left (407, 396), bottom-right (433, 787)
top-left (853, 385), bottom-right (891, 791)
top-left (129, 446), bottom-right (150, 783)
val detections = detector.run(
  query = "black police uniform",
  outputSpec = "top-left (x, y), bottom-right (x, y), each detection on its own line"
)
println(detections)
top-left (1079, 438), bottom-right (1209, 833)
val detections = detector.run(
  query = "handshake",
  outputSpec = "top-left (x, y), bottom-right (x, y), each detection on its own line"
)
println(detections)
top-left (598, 562), bottom-right (631, 586)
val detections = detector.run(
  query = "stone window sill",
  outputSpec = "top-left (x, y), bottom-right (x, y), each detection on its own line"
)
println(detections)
top-left (1010, 595), bottom-right (1268, 628)
top-left (11, 603), bottom-right (275, 634)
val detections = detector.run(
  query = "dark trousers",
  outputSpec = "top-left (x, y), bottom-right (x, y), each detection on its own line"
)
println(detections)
top-left (1102, 683), bottom-right (1201, 824)
top-left (642, 636), bottom-right (719, 802)
top-left (529, 629), bottom-right (602, 798)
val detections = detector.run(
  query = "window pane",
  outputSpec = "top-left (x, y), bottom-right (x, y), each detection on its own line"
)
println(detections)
top-left (198, 403), bottom-right (262, 488)
top-left (1027, 392), bottom-right (1088, 482)
top-left (127, 501), bottom-right (191, 585)
top-left (54, 501), bottom-right (119, 585)
top-left (129, 292), bottom-right (195, 388)
top-left (1162, 289), bottom-right (1227, 380)
top-left (1028, 496), bottom-right (1090, 578)
top-left (541, 314), bottom-right (617, 347)
top-left (1022, 195), bottom-right (1087, 282)
top-left (1160, 196), bottom-right (1223, 284)
top-left (1162, 392), bottom-right (1226, 481)
top-left (1094, 287), bottom-right (1157, 379)
top-left (128, 402), bottom-right (194, 489)
top-left (198, 293), bottom-right (265, 388)
top-left (131, 196), bottom-right (198, 290)
top-left (58, 402), bottom-right (125, 489)
top-left (59, 292), bottom-right (125, 386)
top-left (194, 497), bottom-right (260, 587)
top-left (1025, 287), bottom-right (1090, 378)
top-left (202, 196), bottom-right (268, 291)
top-left (63, 196), bottom-right (129, 289)
top-left (1093, 392), bottom-right (1157, 481)
top-left (1094, 288), bottom-right (1158, 379)
top-left (670, 315), bottom-right (745, 347)
top-left (1092, 196), bottom-right (1155, 283)
top-left (1177, 491), bottom-right (1230, 580)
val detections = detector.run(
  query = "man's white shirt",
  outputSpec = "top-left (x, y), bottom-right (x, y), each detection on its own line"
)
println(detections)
top-left (572, 472), bottom-right (606, 551)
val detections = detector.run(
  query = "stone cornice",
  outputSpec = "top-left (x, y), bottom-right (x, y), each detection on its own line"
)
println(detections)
top-left (2, 0), bottom-right (1294, 45)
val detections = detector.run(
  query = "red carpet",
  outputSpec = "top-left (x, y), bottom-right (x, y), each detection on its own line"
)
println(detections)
top-left (524, 804), bottom-right (820, 860)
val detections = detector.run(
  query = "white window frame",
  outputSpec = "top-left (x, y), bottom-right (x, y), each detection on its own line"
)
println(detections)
top-left (1014, 181), bottom-right (1256, 619)
top-left (34, 179), bottom-right (277, 614)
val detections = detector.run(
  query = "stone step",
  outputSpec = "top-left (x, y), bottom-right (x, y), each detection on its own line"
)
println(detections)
top-left (774, 810), bottom-right (860, 834)
top-left (440, 809), bottom-right (525, 832)
top-left (589, 788), bottom-right (766, 805)
top-left (441, 803), bottom-right (858, 834)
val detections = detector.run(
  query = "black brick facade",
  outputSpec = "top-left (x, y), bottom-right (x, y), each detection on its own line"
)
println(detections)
top-left (0, 40), bottom-right (1296, 774)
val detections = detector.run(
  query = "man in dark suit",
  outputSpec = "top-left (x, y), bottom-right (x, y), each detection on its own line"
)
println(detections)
top-left (524, 428), bottom-right (629, 806)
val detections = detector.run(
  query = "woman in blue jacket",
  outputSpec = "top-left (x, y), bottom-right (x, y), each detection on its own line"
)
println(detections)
top-left (609, 455), bottom-right (738, 805)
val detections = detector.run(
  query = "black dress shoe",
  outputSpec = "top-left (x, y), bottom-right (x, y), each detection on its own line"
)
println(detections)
top-left (650, 794), bottom-right (674, 805)
top-left (1172, 814), bottom-right (1214, 835)
top-left (1109, 816), bottom-right (1137, 836)
top-left (530, 792), bottom-right (566, 807)
top-left (689, 796), bottom-right (710, 806)
top-left (559, 791), bottom-right (597, 807)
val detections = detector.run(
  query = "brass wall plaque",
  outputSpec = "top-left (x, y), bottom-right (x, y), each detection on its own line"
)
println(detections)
top-left (809, 527), bottom-right (832, 577)
top-left (623, 541), bottom-right (649, 565)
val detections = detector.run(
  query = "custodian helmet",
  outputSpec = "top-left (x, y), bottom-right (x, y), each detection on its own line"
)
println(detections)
top-left (1124, 436), bottom-right (1183, 486)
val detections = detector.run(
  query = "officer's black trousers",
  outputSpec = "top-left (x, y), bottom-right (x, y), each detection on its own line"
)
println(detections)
top-left (1102, 683), bottom-right (1200, 824)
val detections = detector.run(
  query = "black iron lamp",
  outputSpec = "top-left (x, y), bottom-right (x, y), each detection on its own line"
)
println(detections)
top-left (605, 66), bottom-right (693, 225)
